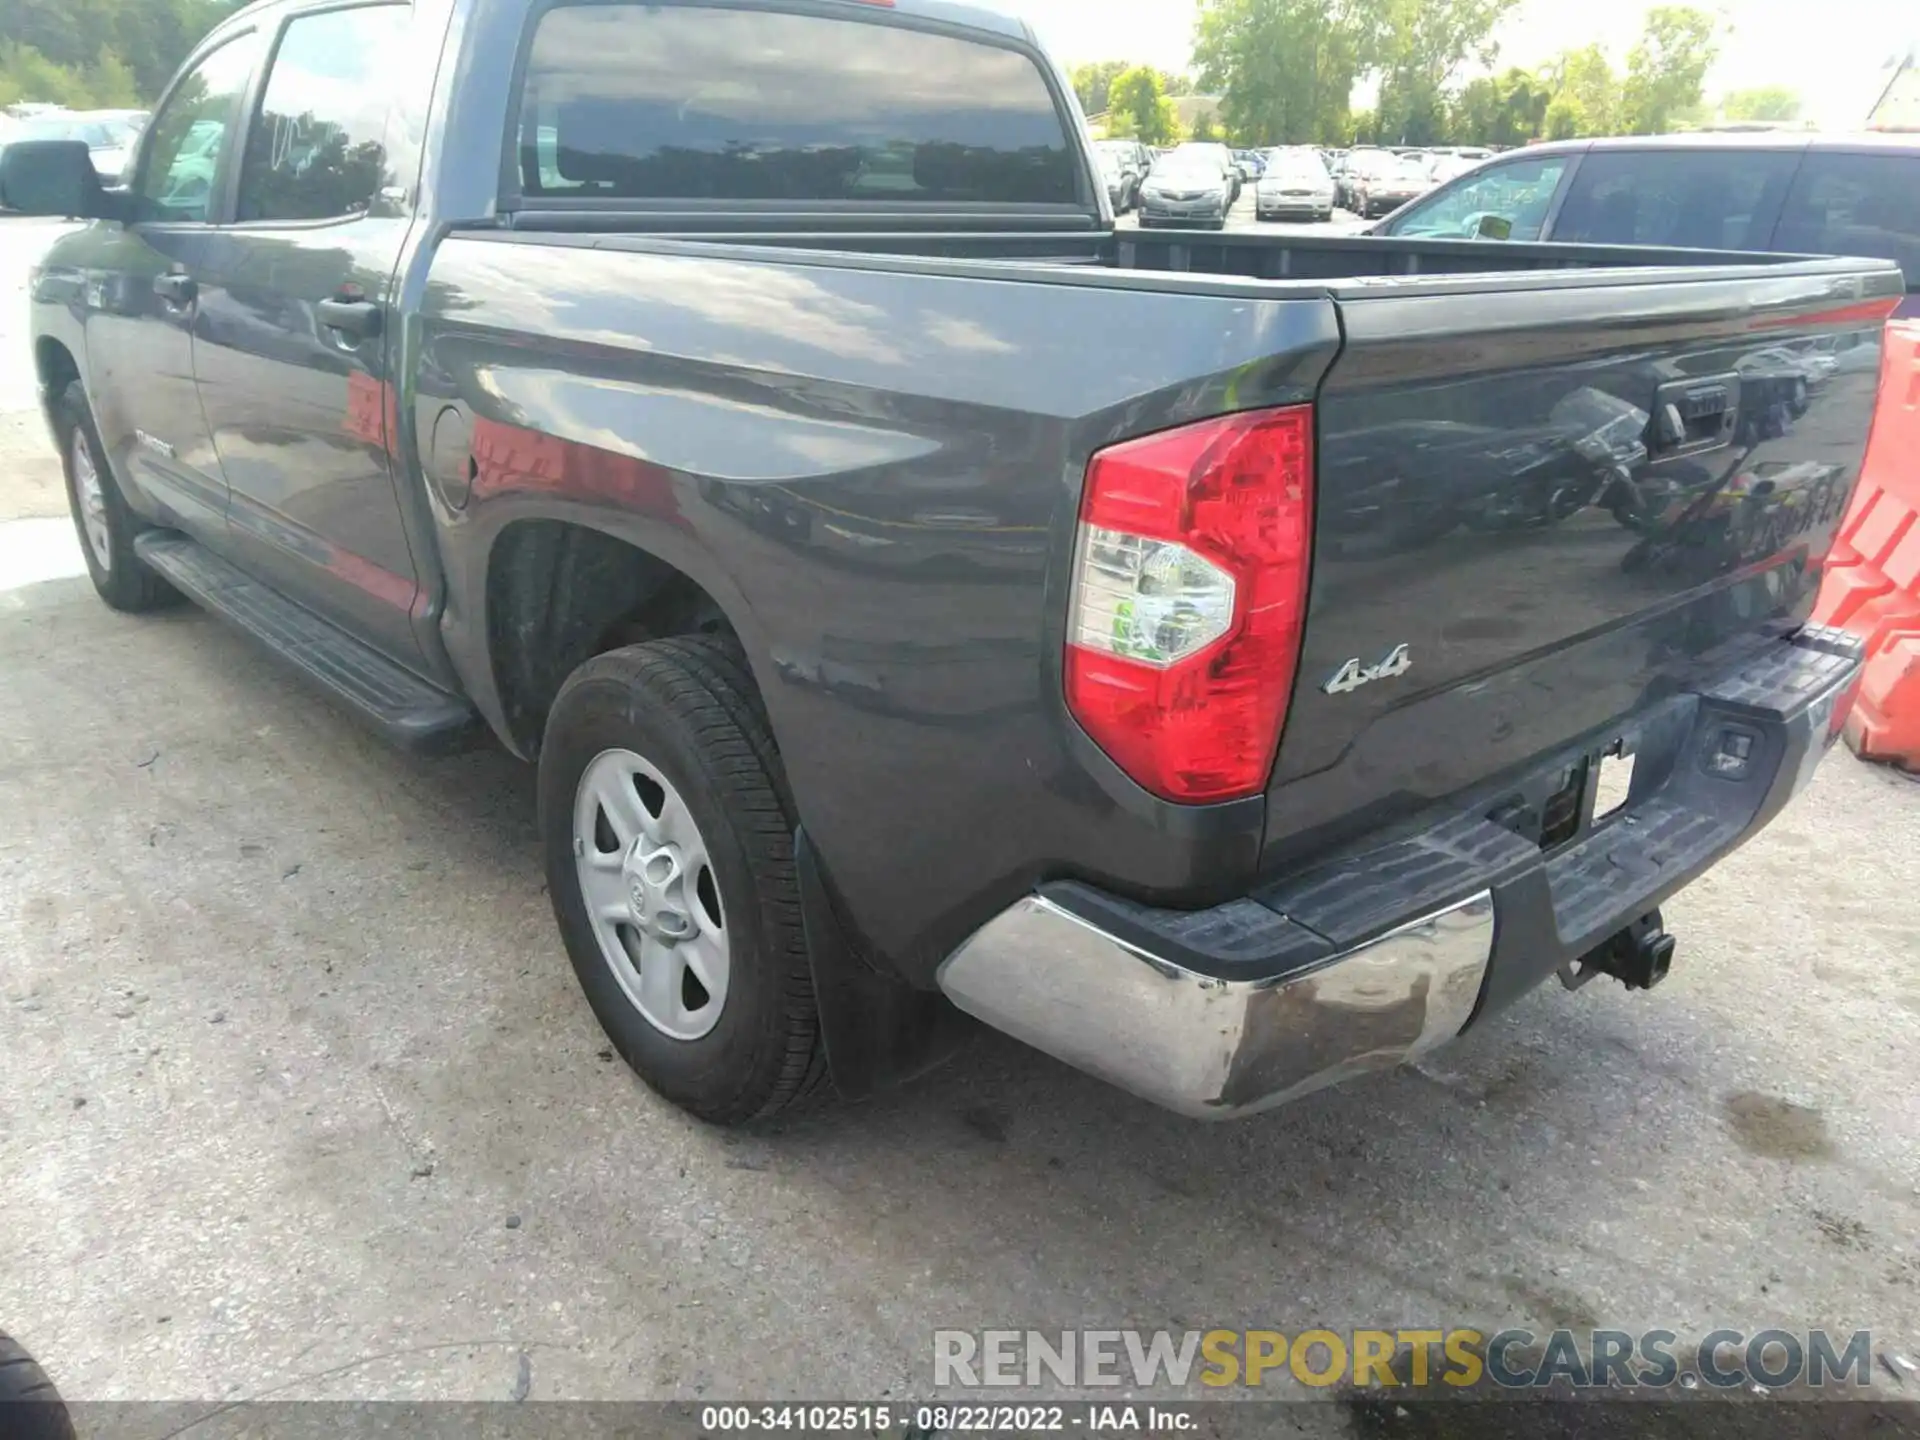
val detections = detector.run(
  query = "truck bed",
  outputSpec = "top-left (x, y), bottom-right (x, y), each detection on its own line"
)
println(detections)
top-left (423, 223), bottom-right (1901, 978)
top-left (499, 210), bottom-right (1834, 277)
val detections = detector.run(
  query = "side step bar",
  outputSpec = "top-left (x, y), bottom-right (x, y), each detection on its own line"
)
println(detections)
top-left (134, 531), bottom-right (477, 754)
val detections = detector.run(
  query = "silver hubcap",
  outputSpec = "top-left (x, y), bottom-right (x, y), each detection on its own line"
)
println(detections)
top-left (72, 430), bottom-right (111, 572)
top-left (573, 749), bottom-right (729, 1041)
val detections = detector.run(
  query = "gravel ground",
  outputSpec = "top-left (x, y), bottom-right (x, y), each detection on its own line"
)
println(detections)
top-left (0, 216), bottom-right (1916, 1428)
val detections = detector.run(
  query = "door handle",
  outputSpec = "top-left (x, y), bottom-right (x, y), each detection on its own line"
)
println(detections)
top-left (153, 272), bottom-right (196, 305)
top-left (318, 297), bottom-right (383, 340)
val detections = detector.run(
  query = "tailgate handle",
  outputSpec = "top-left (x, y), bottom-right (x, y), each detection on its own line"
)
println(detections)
top-left (1651, 375), bottom-right (1739, 456)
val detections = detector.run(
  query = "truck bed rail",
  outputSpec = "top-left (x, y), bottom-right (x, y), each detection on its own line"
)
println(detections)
top-left (1114, 228), bottom-right (1824, 280)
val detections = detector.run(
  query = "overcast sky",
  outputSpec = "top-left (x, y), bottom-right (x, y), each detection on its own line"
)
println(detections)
top-left (1015, 0), bottom-right (1918, 127)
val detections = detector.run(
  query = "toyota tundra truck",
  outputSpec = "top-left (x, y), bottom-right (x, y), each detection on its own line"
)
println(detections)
top-left (2, 0), bottom-right (1900, 1124)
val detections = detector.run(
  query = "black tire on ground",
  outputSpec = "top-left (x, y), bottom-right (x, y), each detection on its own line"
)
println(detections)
top-left (538, 636), bottom-right (828, 1125)
top-left (0, 1333), bottom-right (76, 1440)
top-left (52, 380), bottom-right (177, 613)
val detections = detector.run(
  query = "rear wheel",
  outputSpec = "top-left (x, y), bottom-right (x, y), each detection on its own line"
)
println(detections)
top-left (539, 637), bottom-right (827, 1125)
top-left (0, 1333), bottom-right (75, 1440)
top-left (54, 381), bottom-right (176, 613)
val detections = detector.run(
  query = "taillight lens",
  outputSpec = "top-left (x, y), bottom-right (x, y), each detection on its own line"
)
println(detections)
top-left (1064, 406), bottom-right (1314, 802)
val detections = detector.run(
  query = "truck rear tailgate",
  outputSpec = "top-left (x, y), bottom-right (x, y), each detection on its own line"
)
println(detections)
top-left (1265, 259), bottom-right (1905, 865)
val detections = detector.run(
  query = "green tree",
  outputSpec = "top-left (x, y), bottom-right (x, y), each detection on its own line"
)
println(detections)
top-left (1189, 109), bottom-right (1225, 142)
top-left (1376, 72), bottom-right (1451, 144)
top-left (80, 49), bottom-right (141, 107)
top-left (1541, 43), bottom-right (1620, 137)
top-left (1621, 5), bottom-right (1722, 134)
top-left (0, 42), bottom-right (92, 107)
top-left (1107, 65), bottom-right (1181, 145)
top-left (1069, 61), bottom-right (1131, 118)
top-left (0, 0), bottom-right (246, 104)
top-left (1449, 68), bottom-right (1552, 146)
top-left (1193, 0), bottom-right (1370, 145)
top-left (1542, 96), bottom-right (1580, 139)
top-left (1371, 0), bottom-right (1523, 142)
top-left (1721, 84), bottom-right (1800, 121)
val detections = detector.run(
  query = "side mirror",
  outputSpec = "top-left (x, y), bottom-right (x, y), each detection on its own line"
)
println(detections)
top-left (0, 141), bottom-right (122, 221)
top-left (1471, 212), bottom-right (1514, 241)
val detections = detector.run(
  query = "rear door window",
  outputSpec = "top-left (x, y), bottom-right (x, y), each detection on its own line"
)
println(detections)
top-left (1772, 151), bottom-right (1920, 291)
top-left (514, 3), bottom-right (1080, 207)
top-left (1551, 148), bottom-right (1797, 251)
top-left (237, 4), bottom-right (408, 223)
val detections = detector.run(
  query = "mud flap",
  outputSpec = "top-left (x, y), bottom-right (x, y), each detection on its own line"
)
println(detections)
top-left (794, 828), bottom-right (978, 1101)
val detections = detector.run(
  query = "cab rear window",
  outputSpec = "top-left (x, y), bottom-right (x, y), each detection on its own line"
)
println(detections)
top-left (513, 3), bottom-right (1079, 207)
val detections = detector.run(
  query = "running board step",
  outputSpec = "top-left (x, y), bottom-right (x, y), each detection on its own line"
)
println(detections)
top-left (134, 531), bottom-right (478, 753)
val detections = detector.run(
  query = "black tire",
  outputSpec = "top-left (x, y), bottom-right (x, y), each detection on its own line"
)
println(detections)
top-left (53, 380), bottom-right (177, 613)
top-left (0, 1334), bottom-right (75, 1440)
top-left (539, 636), bottom-right (827, 1125)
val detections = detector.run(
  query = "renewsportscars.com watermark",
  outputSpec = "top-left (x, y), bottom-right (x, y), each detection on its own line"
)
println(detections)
top-left (934, 1328), bottom-right (1884, 1391)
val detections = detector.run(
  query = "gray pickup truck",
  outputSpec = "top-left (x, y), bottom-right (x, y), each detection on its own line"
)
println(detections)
top-left (2, 0), bottom-right (1900, 1126)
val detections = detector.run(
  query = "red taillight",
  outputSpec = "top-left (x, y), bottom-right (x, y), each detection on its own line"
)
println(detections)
top-left (1064, 405), bottom-right (1314, 803)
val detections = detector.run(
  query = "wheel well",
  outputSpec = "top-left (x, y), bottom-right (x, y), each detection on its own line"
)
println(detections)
top-left (35, 338), bottom-right (78, 396)
top-left (486, 520), bottom-right (739, 756)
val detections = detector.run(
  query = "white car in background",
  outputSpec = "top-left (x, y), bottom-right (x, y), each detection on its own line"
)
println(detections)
top-left (0, 112), bottom-right (142, 184)
top-left (1427, 152), bottom-right (1487, 186)
top-left (1255, 147), bottom-right (1336, 221)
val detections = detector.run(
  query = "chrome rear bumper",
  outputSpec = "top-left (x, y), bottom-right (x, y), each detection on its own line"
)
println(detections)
top-left (936, 626), bottom-right (1863, 1120)
top-left (938, 891), bottom-right (1494, 1119)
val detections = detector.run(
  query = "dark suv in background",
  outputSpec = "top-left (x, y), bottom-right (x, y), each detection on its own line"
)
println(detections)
top-left (1375, 132), bottom-right (1920, 307)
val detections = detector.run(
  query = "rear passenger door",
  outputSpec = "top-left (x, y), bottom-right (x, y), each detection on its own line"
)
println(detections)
top-left (190, 2), bottom-right (424, 664)
top-left (1549, 148), bottom-right (1799, 251)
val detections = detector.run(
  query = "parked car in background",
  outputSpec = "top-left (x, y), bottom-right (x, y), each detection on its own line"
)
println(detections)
top-left (1348, 151), bottom-right (1431, 218)
top-left (1232, 148), bottom-right (1265, 181)
top-left (94, 108), bottom-right (150, 136)
top-left (1324, 151), bottom-right (1348, 202)
top-left (1093, 139), bottom-right (1145, 212)
top-left (0, 112), bottom-right (141, 184)
top-left (1426, 151), bottom-right (1484, 186)
top-left (1138, 145), bottom-right (1235, 227)
top-left (1333, 147), bottom-right (1394, 209)
top-left (1255, 146), bottom-right (1335, 221)
top-left (154, 117), bottom-right (225, 216)
top-left (1373, 132), bottom-right (1920, 299)
top-left (1172, 141), bottom-right (1241, 204)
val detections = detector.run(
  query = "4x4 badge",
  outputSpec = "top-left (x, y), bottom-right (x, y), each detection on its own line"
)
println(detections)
top-left (1323, 643), bottom-right (1413, 696)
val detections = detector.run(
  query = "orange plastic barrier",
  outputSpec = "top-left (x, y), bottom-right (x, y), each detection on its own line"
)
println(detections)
top-left (1814, 314), bottom-right (1920, 767)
